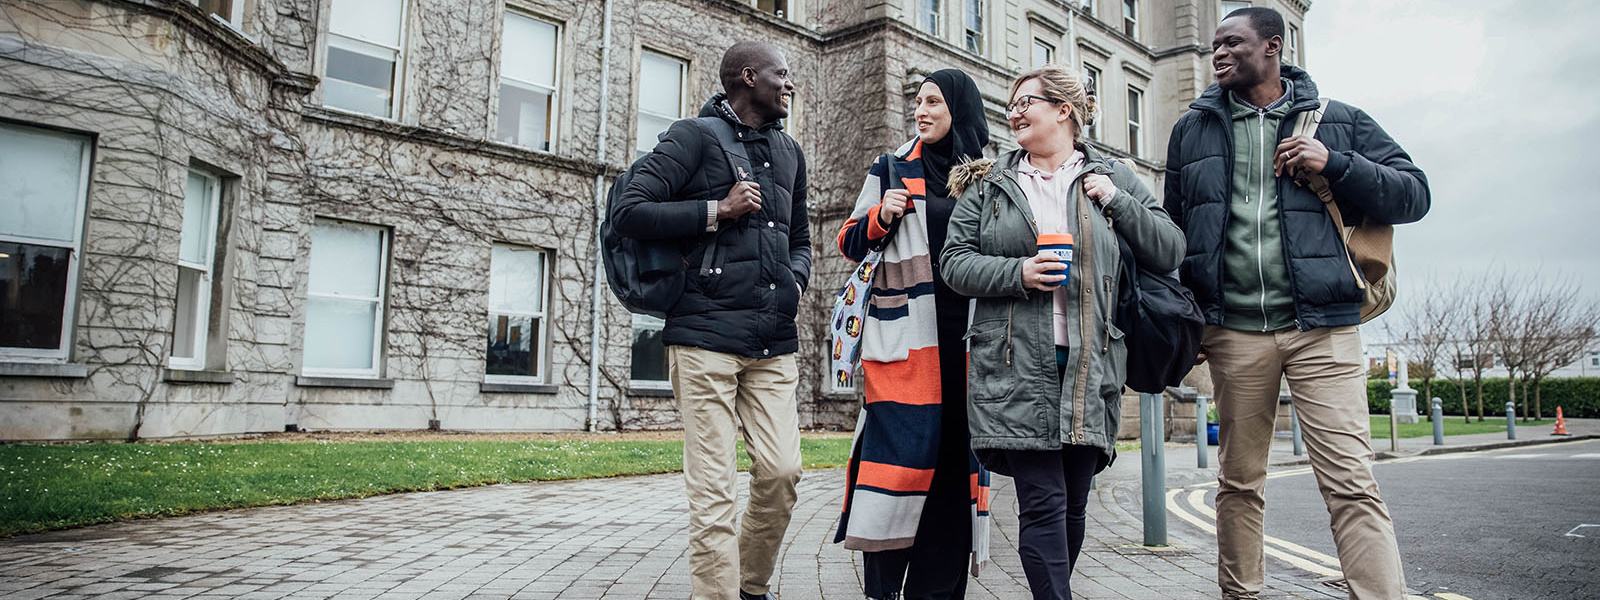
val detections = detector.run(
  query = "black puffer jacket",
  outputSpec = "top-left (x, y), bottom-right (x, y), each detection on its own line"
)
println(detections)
top-left (611, 95), bottom-right (811, 358)
top-left (1163, 65), bottom-right (1430, 330)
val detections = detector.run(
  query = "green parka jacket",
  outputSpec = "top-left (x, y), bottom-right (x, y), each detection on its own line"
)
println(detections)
top-left (940, 145), bottom-right (1185, 462)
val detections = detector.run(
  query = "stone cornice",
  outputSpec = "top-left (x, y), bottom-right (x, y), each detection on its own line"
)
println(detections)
top-left (108, 0), bottom-right (315, 97)
top-left (301, 106), bottom-right (617, 178)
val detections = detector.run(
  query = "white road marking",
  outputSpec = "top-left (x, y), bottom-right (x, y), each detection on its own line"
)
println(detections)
top-left (1570, 453), bottom-right (1600, 459)
top-left (1491, 453), bottom-right (1551, 459)
top-left (1435, 593), bottom-right (1478, 600)
top-left (1183, 489), bottom-right (1344, 568)
top-left (1564, 524), bottom-right (1599, 538)
top-left (1164, 489), bottom-right (1342, 578)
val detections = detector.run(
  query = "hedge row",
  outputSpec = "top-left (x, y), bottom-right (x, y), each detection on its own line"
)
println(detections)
top-left (1367, 377), bottom-right (1600, 419)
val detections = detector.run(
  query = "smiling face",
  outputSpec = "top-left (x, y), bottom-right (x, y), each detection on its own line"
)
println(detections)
top-left (914, 81), bottom-right (952, 144)
top-left (746, 52), bottom-right (795, 122)
top-left (1008, 77), bottom-right (1074, 154)
top-left (1212, 16), bottom-right (1280, 91)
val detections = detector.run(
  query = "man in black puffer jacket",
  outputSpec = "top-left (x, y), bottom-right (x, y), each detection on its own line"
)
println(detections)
top-left (1164, 8), bottom-right (1429, 600)
top-left (610, 41), bottom-right (808, 600)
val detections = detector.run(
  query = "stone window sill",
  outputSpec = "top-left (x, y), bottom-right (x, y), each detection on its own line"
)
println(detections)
top-left (480, 382), bottom-right (559, 394)
top-left (627, 386), bottom-right (675, 398)
top-left (295, 376), bottom-right (394, 389)
top-left (0, 362), bottom-right (88, 378)
top-left (163, 369), bottom-right (236, 384)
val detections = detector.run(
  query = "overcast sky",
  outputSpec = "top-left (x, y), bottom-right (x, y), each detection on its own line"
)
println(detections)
top-left (1302, 0), bottom-right (1600, 341)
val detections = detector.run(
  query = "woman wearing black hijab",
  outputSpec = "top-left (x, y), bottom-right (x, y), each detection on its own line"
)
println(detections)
top-left (832, 69), bottom-right (991, 600)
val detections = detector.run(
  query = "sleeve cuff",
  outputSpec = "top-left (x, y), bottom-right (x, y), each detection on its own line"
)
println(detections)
top-left (866, 205), bottom-right (890, 239)
top-left (1322, 151), bottom-right (1352, 182)
top-left (705, 200), bottom-right (719, 232)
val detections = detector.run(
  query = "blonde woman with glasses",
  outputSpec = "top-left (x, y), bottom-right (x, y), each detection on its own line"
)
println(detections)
top-left (939, 65), bottom-right (1183, 600)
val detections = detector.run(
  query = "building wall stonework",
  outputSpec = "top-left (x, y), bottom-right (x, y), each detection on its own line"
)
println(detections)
top-left (0, 0), bottom-right (1304, 440)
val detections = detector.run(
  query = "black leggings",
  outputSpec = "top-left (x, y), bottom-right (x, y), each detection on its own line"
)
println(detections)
top-left (1003, 445), bottom-right (1101, 600)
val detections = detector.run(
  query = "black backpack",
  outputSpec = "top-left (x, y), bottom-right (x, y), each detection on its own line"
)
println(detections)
top-left (1115, 236), bottom-right (1206, 394)
top-left (601, 118), bottom-right (753, 318)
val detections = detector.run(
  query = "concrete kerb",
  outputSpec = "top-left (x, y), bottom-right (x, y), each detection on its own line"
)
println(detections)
top-left (1270, 434), bottom-right (1600, 467)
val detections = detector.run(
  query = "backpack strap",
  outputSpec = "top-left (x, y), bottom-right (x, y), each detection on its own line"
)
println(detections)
top-left (1293, 98), bottom-right (1367, 290)
top-left (696, 117), bottom-right (756, 276)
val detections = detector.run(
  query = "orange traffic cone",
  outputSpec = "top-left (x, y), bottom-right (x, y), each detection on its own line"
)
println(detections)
top-left (1552, 407), bottom-right (1570, 436)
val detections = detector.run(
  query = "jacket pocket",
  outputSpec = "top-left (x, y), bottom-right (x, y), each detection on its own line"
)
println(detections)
top-left (966, 321), bottom-right (1014, 402)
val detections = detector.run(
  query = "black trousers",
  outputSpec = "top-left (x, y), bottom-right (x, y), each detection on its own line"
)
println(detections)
top-left (1003, 445), bottom-right (1101, 600)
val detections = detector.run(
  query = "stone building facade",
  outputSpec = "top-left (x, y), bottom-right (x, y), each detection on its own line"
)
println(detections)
top-left (0, 0), bottom-right (1307, 440)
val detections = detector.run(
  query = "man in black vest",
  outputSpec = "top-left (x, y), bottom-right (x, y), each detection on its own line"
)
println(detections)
top-left (1163, 7), bottom-right (1429, 599)
top-left (611, 41), bottom-right (809, 600)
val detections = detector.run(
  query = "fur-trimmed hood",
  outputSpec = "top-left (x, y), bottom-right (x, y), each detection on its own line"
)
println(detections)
top-left (947, 157), bottom-right (995, 197)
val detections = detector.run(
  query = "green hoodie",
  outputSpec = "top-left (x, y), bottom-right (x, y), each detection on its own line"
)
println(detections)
top-left (1221, 79), bottom-right (1297, 332)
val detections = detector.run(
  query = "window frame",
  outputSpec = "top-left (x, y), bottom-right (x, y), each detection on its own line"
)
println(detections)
top-left (1122, 0), bottom-right (1138, 40)
top-left (495, 10), bottom-right (561, 152)
top-left (483, 243), bottom-right (552, 385)
top-left (1126, 84), bottom-right (1144, 157)
top-left (963, 0), bottom-right (984, 55)
top-left (629, 314), bottom-right (671, 389)
top-left (1220, 0), bottom-right (1250, 23)
top-left (1032, 38), bottom-right (1055, 68)
top-left (0, 122), bottom-right (92, 363)
top-left (323, 0), bottom-right (410, 121)
top-left (1082, 64), bottom-right (1102, 141)
top-left (917, 0), bottom-right (943, 38)
top-left (302, 218), bottom-right (390, 379)
top-left (168, 168), bottom-right (223, 371)
top-left (635, 49), bottom-right (687, 159)
top-left (193, 0), bottom-right (245, 27)
top-left (1285, 23), bottom-right (1300, 65)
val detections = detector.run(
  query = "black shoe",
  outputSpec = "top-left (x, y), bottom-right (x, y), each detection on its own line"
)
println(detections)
top-left (739, 592), bottom-right (776, 600)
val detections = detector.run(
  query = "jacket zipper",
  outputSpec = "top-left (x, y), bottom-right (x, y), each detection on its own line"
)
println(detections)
top-left (1255, 108), bottom-right (1271, 332)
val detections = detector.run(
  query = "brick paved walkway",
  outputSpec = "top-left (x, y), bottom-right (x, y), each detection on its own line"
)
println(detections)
top-left (0, 452), bottom-right (1356, 600)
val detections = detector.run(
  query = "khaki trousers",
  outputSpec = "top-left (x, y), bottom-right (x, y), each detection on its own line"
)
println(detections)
top-left (1204, 326), bottom-right (1405, 600)
top-left (670, 345), bottom-right (803, 600)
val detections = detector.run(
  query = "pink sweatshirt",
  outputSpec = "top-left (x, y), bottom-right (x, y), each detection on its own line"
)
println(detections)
top-left (1016, 151), bottom-right (1086, 348)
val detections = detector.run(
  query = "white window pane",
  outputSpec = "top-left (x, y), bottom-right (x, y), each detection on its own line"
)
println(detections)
top-left (325, 37), bottom-right (396, 117)
top-left (173, 267), bottom-right (203, 360)
top-left (489, 245), bottom-right (544, 314)
top-left (496, 82), bottom-right (552, 149)
top-left (305, 296), bottom-right (378, 369)
top-left (486, 313), bottom-right (540, 378)
top-left (638, 52), bottom-right (683, 118)
top-left (501, 13), bottom-right (558, 87)
top-left (636, 113), bottom-right (675, 156)
top-left (310, 221), bottom-right (383, 298)
top-left (329, 0), bottom-right (404, 48)
top-left (180, 171), bottom-right (215, 266)
top-left (0, 123), bottom-right (87, 242)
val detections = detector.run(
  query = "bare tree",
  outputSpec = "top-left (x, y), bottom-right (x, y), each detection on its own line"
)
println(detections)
top-left (1393, 278), bottom-right (1453, 419)
top-left (1520, 282), bottom-right (1600, 420)
top-left (1446, 277), bottom-right (1495, 422)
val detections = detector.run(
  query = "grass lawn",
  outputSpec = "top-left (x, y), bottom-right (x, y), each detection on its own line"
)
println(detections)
top-left (1368, 416), bottom-right (1554, 439)
top-left (0, 434), bottom-right (853, 537)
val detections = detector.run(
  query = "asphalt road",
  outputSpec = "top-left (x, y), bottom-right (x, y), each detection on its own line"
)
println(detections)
top-left (1171, 438), bottom-right (1600, 600)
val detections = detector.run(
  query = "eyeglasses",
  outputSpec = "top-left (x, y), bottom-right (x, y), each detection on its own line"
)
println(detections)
top-left (1007, 94), bottom-right (1063, 117)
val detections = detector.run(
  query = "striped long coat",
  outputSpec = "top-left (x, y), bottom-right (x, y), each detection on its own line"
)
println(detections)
top-left (831, 138), bottom-right (990, 575)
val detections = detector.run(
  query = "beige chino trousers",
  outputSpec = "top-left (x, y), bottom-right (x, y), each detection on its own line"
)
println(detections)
top-left (669, 345), bottom-right (803, 600)
top-left (1204, 325), bottom-right (1405, 600)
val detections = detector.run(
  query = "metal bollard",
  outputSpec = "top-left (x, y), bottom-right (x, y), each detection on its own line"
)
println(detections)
top-left (1290, 403), bottom-right (1304, 456)
top-left (1140, 392), bottom-right (1168, 546)
top-left (1197, 394), bottom-right (1209, 469)
top-left (1431, 397), bottom-right (1444, 446)
top-left (1506, 402), bottom-right (1517, 440)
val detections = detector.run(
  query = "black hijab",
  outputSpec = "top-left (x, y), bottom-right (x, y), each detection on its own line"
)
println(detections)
top-left (919, 69), bottom-right (989, 198)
